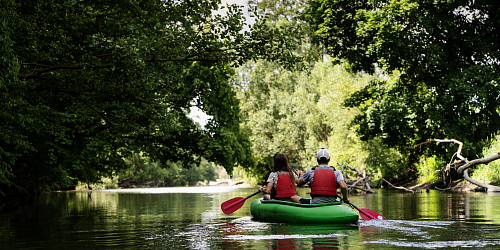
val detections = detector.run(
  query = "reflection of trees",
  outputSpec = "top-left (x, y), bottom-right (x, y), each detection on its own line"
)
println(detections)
top-left (311, 238), bottom-right (340, 249)
top-left (6, 188), bottom-right (500, 249)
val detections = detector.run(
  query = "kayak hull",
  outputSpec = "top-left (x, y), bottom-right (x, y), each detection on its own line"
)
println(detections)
top-left (250, 198), bottom-right (359, 224)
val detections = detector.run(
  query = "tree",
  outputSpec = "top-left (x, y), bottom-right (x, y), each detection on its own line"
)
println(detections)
top-left (0, 0), bottom-right (302, 198)
top-left (119, 154), bottom-right (217, 187)
top-left (234, 58), bottom-right (374, 181)
top-left (303, 0), bottom-right (500, 172)
top-left (249, 0), bottom-right (324, 64)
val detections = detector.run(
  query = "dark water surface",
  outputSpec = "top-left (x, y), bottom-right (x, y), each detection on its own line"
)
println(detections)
top-left (1, 186), bottom-right (500, 249)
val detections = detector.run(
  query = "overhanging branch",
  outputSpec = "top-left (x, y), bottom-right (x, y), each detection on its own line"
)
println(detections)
top-left (457, 153), bottom-right (500, 174)
top-left (18, 57), bottom-right (219, 79)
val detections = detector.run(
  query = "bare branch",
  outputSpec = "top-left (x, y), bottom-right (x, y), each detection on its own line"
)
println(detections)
top-left (18, 57), bottom-right (219, 79)
top-left (338, 162), bottom-right (362, 177)
top-left (409, 138), bottom-right (466, 162)
top-left (457, 152), bottom-right (500, 174)
top-left (18, 64), bottom-right (114, 79)
top-left (379, 177), bottom-right (417, 193)
top-left (339, 162), bottom-right (374, 193)
top-left (410, 139), bottom-right (500, 191)
top-left (337, 162), bottom-right (348, 179)
top-left (144, 57), bottom-right (217, 62)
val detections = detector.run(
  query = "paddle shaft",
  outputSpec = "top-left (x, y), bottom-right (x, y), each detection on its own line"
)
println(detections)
top-left (225, 190), bottom-right (261, 209)
top-left (337, 195), bottom-right (385, 220)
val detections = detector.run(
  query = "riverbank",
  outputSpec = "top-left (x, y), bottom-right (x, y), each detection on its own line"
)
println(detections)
top-left (403, 179), bottom-right (486, 192)
top-left (199, 178), bottom-right (253, 188)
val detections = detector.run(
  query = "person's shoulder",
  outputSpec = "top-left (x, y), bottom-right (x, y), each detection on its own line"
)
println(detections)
top-left (303, 168), bottom-right (313, 176)
top-left (332, 167), bottom-right (341, 172)
top-left (303, 168), bottom-right (314, 179)
top-left (266, 171), bottom-right (278, 179)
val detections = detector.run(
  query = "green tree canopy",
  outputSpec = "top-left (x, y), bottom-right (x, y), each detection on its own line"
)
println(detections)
top-left (304, 0), bottom-right (500, 165)
top-left (0, 0), bottom-right (302, 197)
top-left (235, 58), bottom-right (374, 180)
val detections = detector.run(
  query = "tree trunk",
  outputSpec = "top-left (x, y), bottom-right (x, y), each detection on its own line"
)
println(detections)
top-left (412, 139), bottom-right (500, 192)
top-left (463, 169), bottom-right (500, 192)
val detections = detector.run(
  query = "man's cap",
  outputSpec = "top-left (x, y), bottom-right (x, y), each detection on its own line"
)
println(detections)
top-left (316, 148), bottom-right (330, 161)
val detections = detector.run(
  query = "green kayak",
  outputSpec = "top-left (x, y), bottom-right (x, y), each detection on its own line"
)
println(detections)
top-left (250, 198), bottom-right (359, 224)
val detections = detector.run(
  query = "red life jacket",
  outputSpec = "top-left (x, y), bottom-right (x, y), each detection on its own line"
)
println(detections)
top-left (275, 171), bottom-right (297, 198)
top-left (310, 166), bottom-right (337, 197)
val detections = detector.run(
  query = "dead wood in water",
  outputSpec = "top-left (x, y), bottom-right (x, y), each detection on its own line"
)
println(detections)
top-left (337, 162), bottom-right (417, 193)
top-left (410, 139), bottom-right (500, 192)
top-left (337, 162), bottom-right (374, 193)
top-left (379, 177), bottom-right (417, 193)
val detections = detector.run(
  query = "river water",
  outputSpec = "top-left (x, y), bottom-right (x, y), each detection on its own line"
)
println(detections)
top-left (1, 186), bottom-right (500, 249)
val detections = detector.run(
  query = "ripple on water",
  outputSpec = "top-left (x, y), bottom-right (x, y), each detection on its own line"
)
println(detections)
top-left (365, 239), bottom-right (500, 249)
top-left (224, 233), bottom-right (346, 240)
top-left (359, 219), bottom-right (500, 249)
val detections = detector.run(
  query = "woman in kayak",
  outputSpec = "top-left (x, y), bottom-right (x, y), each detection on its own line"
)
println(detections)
top-left (259, 153), bottom-right (304, 203)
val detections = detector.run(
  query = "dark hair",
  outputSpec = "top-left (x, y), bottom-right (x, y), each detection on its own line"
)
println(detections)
top-left (317, 157), bottom-right (329, 164)
top-left (274, 153), bottom-right (295, 187)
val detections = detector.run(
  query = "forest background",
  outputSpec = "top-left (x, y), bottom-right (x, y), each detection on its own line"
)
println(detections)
top-left (1, 0), bottom-right (499, 198)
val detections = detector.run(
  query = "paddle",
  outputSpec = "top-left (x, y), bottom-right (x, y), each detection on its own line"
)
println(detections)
top-left (337, 195), bottom-right (386, 221)
top-left (221, 190), bottom-right (261, 215)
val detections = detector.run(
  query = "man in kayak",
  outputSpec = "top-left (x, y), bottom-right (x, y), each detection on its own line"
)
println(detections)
top-left (294, 148), bottom-right (350, 204)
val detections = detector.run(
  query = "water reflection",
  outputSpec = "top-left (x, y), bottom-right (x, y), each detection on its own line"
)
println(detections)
top-left (365, 239), bottom-right (500, 249)
top-left (221, 217), bottom-right (356, 249)
top-left (2, 188), bottom-right (500, 249)
top-left (100, 186), bottom-right (241, 194)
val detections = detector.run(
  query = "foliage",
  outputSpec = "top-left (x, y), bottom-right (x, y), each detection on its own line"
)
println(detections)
top-left (471, 135), bottom-right (500, 185)
top-left (0, 0), bottom-right (22, 184)
top-left (232, 166), bottom-right (259, 186)
top-left (416, 155), bottom-right (443, 183)
top-left (118, 154), bottom-right (217, 187)
top-left (76, 154), bottom-right (220, 190)
top-left (303, 0), bottom-right (500, 171)
top-left (234, 58), bottom-right (376, 181)
top-left (249, 0), bottom-right (324, 64)
top-left (362, 138), bottom-right (407, 182)
top-left (76, 176), bottom-right (119, 190)
top-left (249, 0), bottom-right (307, 23)
top-left (0, 0), bottom-right (303, 198)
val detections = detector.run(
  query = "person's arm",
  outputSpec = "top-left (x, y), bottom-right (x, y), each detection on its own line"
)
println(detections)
top-left (294, 169), bottom-right (306, 186)
top-left (259, 182), bottom-right (273, 194)
top-left (338, 180), bottom-right (349, 203)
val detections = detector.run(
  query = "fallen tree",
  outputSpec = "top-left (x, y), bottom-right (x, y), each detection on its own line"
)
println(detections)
top-left (337, 162), bottom-right (373, 193)
top-left (337, 162), bottom-right (417, 193)
top-left (411, 139), bottom-right (500, 192)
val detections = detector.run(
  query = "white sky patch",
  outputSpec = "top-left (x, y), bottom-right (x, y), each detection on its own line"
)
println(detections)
top-left (453, 6), bottom-right (488, 23)
top-left (189, 106), bottom-right (212, 128)
top-left (215, 0), bottom-right (256, 31)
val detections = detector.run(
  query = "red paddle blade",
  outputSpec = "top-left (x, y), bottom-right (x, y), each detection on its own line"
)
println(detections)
top-left (358, 208), bottom-right (386, 221)
top-left (221, 197), bottom-right (246, 215)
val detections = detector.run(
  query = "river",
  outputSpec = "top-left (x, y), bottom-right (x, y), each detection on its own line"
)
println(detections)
top-left (1, 186), bottom-right (500, 249)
